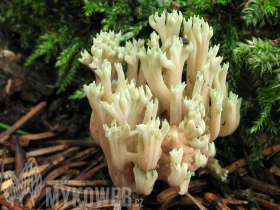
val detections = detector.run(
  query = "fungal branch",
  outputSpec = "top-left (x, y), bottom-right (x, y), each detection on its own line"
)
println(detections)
top-left (80, 10), bottom-right (241, 195)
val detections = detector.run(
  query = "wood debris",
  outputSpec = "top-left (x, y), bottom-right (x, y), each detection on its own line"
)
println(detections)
top-left (0, 101), bottom-right (279, 209)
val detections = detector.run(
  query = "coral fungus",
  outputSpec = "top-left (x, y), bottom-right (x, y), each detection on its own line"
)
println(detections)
top-left (79, 10), bottom-right (241, 195)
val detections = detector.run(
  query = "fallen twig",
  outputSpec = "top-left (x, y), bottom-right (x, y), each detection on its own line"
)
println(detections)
top-left (204, 192), bottom-right (230, 210)
top-left (20, 131), bottom-right (56, 140)
top-left (254, 197), bottom-right (280, 210)
top-left (0, 101), bottom-right (46, 144)
top-left (46, 180), bottom-right (108, 187)
top-left (241, 175), bottom-right (280, 195)
top-left (25, 145), bottom-right (69, 157)
top-left (27, 161), bottom-right (89, 207)
top-left (41, 139), bottom-right (100, 147)
top-left (226, 143), bottom-right (280, 173)
top-left (186, 192), bottom-right (208, 210)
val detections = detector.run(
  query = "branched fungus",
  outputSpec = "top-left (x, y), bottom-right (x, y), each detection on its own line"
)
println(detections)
top-left (80, 10), bottom-right (241, 195)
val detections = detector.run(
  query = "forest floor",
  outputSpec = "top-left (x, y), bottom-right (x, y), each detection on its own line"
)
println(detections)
top-left (0, 56), bottom-right (280, 210)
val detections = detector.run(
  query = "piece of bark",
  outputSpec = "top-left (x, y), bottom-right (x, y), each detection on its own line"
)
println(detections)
top-left (254, 197), bottom-right (280, 210)
top-left (204, 192), bottom-right (230, 210)
top-left (241, 175), bottom-right (280, 195)
top-left (262, 144), bottom-right (280, 156)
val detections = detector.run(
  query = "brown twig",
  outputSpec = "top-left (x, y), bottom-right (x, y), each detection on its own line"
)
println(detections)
top-left (0, 197), bottom-right (32, 210)
top-left (254, 197), bottom-right (280, 209)
top-left (46, 180), bottom-right (108, 187)
top-left (225, 158), bottom-right (247, 173)
top-left (0, 145), bottom-right (6, 192)
top-left (75, 155), bottom-right (104, 179)
top-left (226, 143), bottom-right (280, 173)
top-left (77, 162), bottom-right (108, 181)
top-left (25, 145), bottom-right (69, 157)
top-left (241, 175), bottom-right (280, 195)
top-left (0, 101), bottom-right (46, 144)
top-left (27, 161), bottom-right (89, 207)
top-left (65, 147), bottom-right (100, 164)
top-left (9, 136), bottom-right (27, 178)
top-left (262, 144), bottom-right (280, 156)
top-left (2, 163), bottom-right (49, 181)
top-left (41, 139), bottom-right (100, 147)
top-left (204, 192), bottom-right (230, 210)
top-left (0, 157), bottom-right (15, 165)
top-left (20, 131), bottom-right (57, 141)
top-left (186, 192), bottom-right (208, 210)
top-left (52, 161), bottom-right (107, 209)
top-left (40, 147), bottom-right (80, 177)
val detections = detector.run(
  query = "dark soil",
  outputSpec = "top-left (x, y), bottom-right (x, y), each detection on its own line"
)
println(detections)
top-left (0, 91), bottom-right (92, 139)
top-left (0, 55), bottom-right (92, 140)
